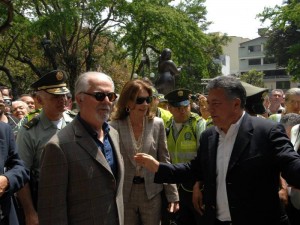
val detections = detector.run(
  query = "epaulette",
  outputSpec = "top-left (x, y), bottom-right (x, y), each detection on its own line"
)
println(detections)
top-left (28, 108), bottom-right (42, 115)
top-left (65, 110), bottom-right (78, 118)
top-left (190, 112), bottom-right (202, 121)
top-left (23, 117), bottom-right (40, 130)
top-left (27, 108), bottom-right (42, 122)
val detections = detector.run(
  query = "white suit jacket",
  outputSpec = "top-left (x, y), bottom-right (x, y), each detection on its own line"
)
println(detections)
top-left (288, 124), bottom-right (300, 209)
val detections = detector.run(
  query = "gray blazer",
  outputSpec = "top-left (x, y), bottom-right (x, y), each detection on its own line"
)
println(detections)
top-left (38, 118), bottom-right (124, 225)
top-left (110, 117), bottom-right (178, 203)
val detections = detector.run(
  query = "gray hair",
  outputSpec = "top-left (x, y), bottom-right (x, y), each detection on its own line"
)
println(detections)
top-left (280, 113), bottom-right (300, 128)
top-left (206, 75), bottom-right (246, 109)
top-left (271, 89), bottom-right (284, 96)
top-left (12, 100), bottom-right (30, 112)
top-left (74, 72), bottom-right (115, 96)
top-left (285, 88), bottom-right (300, 102)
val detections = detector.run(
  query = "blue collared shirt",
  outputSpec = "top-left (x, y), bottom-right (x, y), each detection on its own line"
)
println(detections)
top-left (77, 114), bottom-right (117, 177)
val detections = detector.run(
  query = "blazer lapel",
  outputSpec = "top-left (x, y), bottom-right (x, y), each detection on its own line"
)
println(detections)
top-left (227, 114), bottom-right (253, 173)
top-left (291, 124), bottom-right (300, 151)
top-left (118, 120), bottom-right (137, 167)
top-left (208, 132), bottom-right (218, 179)
top-left (73, 120), bottom-right (113, 175)
top-left (109, 128), bottom-right (124, 187)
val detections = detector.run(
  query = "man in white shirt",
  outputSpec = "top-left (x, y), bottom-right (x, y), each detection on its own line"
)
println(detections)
top-left (269, 89), bottom-right (285, 115)
top-left (135, 76), bottom-right (300, 225)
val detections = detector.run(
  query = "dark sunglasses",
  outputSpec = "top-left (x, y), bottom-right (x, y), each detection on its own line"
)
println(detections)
top-left (136, 96), bottom-right (152, 104)
top-left (82, 92), bottom-right (117, 102)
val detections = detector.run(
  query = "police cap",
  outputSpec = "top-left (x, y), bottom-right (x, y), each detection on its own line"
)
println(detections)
top-left (165, 88), bottom-right (191, 107)
top-left (151, 87), bottom-right (159, 97)
top-left (157, 94), bottom-right (167, 103)
top-left (241, 81), bottom-right (268, 115)
top-left (31, 70), bottom-right (70, 95)
top-left (241, 81), bottom-right (268, 97)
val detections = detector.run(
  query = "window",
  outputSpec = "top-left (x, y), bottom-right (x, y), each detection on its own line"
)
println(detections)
top-left (276, 81), bottom-right (290, 89)
top-left (248, 45), bottom-right (261, 52)
top-left (264, 69), bottom-right (286, 77)
top-left (263, 57), bottom-right (276, 64)
top-left (248, 58), bottom-right (261, 65)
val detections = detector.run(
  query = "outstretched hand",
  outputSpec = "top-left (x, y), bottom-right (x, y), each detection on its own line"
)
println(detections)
top-left (134, 153), bottom-right (160, 173)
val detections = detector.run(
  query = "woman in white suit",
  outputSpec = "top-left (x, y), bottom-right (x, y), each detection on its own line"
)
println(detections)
top-left (110, 79), bottom-right (179, 225)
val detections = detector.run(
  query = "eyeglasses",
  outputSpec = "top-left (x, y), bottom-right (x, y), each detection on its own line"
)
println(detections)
top-left (82, 92), bottom-right (117, 102)
top-left (136, 96), bottom-right (152, 104)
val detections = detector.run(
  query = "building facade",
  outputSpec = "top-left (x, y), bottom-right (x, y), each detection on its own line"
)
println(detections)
top-left (223, 36), bottom-right (250, 75)
top-left (239, 36), bottom-right (297, 91)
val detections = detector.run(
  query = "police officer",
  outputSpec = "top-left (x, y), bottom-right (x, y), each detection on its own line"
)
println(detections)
top-left (163, 88), bottom-right (206, 225)
top-left (241, 81), bottom-right (269, 117)
top-left (16, 70), bottom-right (74, 225)
top-left (151, 87), bottom-right (172, 126)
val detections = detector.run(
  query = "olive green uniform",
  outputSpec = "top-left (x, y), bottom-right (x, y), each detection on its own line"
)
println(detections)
top-left (17, 110), bottom-right (74, 179)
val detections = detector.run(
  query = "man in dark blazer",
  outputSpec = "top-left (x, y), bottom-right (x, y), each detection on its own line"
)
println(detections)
top-left (38, 72), bottom-right (124, 225)
top-left (0, 120), bottom-right (29, 225)
top-left (135, 76), bottom-right (300, 225)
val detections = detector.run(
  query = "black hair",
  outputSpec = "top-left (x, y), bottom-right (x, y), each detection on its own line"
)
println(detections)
top-left (206, 76), bottom-right (246, 109)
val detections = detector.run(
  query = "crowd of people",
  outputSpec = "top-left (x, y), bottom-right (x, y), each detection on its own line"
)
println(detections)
top-left (1, 70), bottom-right (300, 225)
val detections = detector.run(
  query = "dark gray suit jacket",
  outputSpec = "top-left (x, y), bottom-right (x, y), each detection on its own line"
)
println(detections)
top-left (38, 118), bottom-right (124, 225)
top-left (0, 122), bottom-right (29, 225)
top-left (155, 113), bottom-right (300, 225)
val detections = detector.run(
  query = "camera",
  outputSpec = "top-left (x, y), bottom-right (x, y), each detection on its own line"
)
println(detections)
top-left (3, 98), bottom-right (12, 106)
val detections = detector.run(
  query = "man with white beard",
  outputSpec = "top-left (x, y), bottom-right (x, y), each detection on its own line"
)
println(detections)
top-left (38, 72), bottom-right (124, 225)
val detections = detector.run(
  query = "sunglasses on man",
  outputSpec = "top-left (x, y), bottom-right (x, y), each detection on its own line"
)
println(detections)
top-left (81, 92), bottom-right (117, 102)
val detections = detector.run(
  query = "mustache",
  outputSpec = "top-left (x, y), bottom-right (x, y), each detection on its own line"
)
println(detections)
top-left (97, 106), bottom-right (111, 111)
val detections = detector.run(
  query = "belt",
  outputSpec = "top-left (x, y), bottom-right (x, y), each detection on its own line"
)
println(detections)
top-left (133, 176), bottom-right (145, 184)
top-left (215, 219), bottom-right (232, 225)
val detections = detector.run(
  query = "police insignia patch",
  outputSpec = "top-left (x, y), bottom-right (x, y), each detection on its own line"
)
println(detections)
top-left (177, 90), bottom-right (183, 97)
top-left (56, 71), bottom-right (64, 80)
top-left (185, 132), bottom-right (192, 140)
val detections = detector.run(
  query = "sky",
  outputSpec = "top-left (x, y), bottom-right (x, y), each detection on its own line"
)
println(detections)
top-left (204, 0), bottom-right (285, 39)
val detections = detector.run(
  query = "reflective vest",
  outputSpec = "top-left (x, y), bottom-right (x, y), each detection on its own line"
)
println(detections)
top-left (156, 107), bottom-right (172, 127)
top-left (166, 113), bottom-right (200, 163)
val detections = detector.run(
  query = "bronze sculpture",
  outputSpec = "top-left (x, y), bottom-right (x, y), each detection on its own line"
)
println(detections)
top-left (155, 48), bottom-right (181, 95)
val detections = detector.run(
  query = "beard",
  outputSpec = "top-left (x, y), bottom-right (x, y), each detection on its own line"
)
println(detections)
top-left (96, 105), bottom-right (112, 122)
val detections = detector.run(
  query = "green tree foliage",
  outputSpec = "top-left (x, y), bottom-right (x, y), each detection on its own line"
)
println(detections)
top-left (1, 0), bottom-right (130, 94)
top-left (0, 0), bottom-right (228, 95)
top-left (240, 69), bottom-right (265, 87)
top-left (0, 0), bottom-right (13, 33)
top-left (117, 0), bottom-right (228, 91)
top-left (259, 0), bottom-right (300, 80)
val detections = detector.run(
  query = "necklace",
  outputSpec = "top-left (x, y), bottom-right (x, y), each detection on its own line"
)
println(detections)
top-left (127, 116), bottom-right (145, 175)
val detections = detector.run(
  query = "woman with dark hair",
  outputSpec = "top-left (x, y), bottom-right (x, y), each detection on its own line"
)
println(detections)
top-left (110, 79), bottom-right (179, 225)
top-left (155, 48), bottom-right (181, 95)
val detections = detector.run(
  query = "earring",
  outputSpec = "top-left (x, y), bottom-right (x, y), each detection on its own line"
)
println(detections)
top-left (125, 107), bottom-right (130, 113)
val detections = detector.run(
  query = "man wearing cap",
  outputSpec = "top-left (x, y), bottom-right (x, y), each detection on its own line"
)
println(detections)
top-left (16, 70), bottom-right (73, 225)
top-left (157, 94), bottom-right (169, 111)
top-left (150, 87), bottom-right (172, 126)
top-left (163, 88), bottom-right (206, 225)
top-left (240, 81), bottom-right (269, 117)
